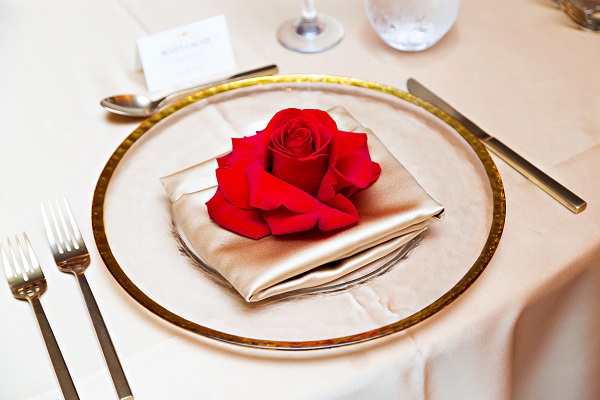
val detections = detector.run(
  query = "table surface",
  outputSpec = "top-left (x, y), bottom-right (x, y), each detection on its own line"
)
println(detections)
top-left (1, 0), bottom-right (599, 399)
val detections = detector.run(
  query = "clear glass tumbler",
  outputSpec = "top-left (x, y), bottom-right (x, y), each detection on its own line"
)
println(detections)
top-left (365, 0), bottom-right (460, 51)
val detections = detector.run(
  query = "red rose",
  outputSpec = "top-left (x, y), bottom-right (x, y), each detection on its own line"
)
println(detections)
top-left (206, 108), bottom-right (382, 239)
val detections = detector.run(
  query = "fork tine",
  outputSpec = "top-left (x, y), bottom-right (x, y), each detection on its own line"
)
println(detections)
top-left (56, 197), bottom-right (85, 249)
top-left (50, 197), bottom-right (84, 252)
top-left (43, 200), bottom-right (69, 254)
top-left (23, 232), bottom-right (42, 273)
top-left (7, 237), bottom-right (27, 281)
top-left (54, 198), bottom-right (75, 251)
top-left (41, 202), bottom-right (58, 252)
top-left (62, 197), bottom-right (84, 250)
top-left (15, 234), bottom-right (33, 276)
top-left (1, 241), bottom-right (15, 279)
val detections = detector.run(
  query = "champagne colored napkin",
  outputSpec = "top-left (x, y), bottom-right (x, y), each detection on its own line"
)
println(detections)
top-left (161, 106), bottom-right (444, 302)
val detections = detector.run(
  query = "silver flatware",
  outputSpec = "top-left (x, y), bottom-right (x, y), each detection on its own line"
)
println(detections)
top-left (407, 78), bottom-right (587, 214)
top-left (42, 198), bottom-right (133, 400)
top-left (1, 233), bottom-right (80, 400)
top-left (101, 64), bottom-right (279, 117)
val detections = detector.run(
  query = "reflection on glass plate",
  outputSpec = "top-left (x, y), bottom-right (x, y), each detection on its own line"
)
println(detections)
top-left (92, 75), bottom-right (505, 350)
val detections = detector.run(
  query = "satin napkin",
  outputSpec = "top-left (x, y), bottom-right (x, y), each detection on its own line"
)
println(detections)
top-left (161, 106), bottom-right (445, 302)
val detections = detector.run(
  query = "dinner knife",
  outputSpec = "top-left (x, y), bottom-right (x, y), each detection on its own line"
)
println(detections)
top-left (406, 78), bottom-right (587, 214)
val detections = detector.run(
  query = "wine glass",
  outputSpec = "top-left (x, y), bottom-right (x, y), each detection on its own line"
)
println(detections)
top-left (277, 0), bottom-right (344, 53)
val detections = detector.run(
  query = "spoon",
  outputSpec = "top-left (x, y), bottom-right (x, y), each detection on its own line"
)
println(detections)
top-left (100, 64), bottom-right (279, 117)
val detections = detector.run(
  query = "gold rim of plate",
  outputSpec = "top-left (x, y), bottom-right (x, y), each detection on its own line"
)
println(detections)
top-left (91, 74), bottom-right (506, 351)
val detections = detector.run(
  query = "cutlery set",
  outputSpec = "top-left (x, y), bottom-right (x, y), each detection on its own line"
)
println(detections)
top-left (2, 198), bottom-right (133, 400)
top-left (2, 66), bottom-right (276, 399)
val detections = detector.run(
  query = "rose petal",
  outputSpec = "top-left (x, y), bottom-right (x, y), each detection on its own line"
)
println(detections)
top-left (324, 193), bottom-right (360, 219)
top-left (215, 132), bottom-right (267, 209)
top-left (246, 162), bottom-right (322, 212)
top-left (316, 168), bottom-right (338, 202)
top-left (346, 161), bottom-right (382, 197)
top-left (313, 124), bottom-right (333, 154)
top-left (263, 109), bottom-right (308, 133)
top-left (226, 132), bottom-right (266, 166)
top-left (206, 189), bottom-right (271, 240)
top-left (334, 131), bottom-right (374, 188)
top-left (215, 164), bottom-right (252, 209)
top-left (303, 109), bottom-right (340, 133)
top-left (216, 152), bottom-right (232, 168)
top-left (317, 131), bottom-right (381, 200)
top-left (262, 193), bottom-right (358, 235)
top-left (270, 150), bottom-right (329, 196)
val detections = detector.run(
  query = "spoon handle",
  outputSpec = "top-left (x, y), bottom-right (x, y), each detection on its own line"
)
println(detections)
top-left (158, 64), bottom-right (279, 109)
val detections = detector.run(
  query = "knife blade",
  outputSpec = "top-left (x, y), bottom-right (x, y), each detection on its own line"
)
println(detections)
top-left (406, 78), bottom-right (586, 214)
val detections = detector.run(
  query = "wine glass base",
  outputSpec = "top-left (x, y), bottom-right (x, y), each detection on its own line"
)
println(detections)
top-left (277, 14), bottom-right (344, 53)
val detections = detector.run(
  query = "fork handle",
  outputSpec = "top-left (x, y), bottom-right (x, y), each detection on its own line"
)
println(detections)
top-left (74, 272), bottom-right (134, 400)
top-left (29, 297), bottom-right (80, 400)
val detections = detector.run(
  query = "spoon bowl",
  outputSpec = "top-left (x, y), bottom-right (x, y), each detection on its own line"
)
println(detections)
top-left (100, 64), bottom-right (278, 118)
top-left (101, 94), bottom-right (159, 117)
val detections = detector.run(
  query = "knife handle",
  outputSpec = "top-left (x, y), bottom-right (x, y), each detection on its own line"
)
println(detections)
top-left (484, 137), bottom-right (587, 213)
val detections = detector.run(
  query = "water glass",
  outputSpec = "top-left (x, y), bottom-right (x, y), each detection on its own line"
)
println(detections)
top-left (365, 0), bottom-right (460, 51)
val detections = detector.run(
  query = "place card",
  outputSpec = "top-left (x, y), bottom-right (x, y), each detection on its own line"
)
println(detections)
top-left (137, 15), bottom-right (236, 94)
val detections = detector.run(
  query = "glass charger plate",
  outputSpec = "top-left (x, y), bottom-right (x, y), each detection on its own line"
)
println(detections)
top-left (92, 75), bottom-right (505, 350)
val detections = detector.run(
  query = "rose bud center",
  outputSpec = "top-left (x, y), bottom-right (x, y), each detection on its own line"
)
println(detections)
top-left (284, 127), bottom-right (314, 158)
top-left (267, 119), bottom-right (332, 197)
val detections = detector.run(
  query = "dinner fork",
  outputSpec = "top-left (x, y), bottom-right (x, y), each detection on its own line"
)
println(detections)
top-left (42, 198), bottom-right (134, 400)
top-left (1, 233), bottom-right (80, 400)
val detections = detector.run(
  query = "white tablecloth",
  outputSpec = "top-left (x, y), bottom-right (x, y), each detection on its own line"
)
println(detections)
top-left (1, 0), bottom-right (599, 399)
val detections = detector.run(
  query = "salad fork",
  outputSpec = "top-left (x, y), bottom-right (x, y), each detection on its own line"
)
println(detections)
top-left (42, 198), bottom-right (134, 400)
top-left (1, 233), bottom-right (80, 400)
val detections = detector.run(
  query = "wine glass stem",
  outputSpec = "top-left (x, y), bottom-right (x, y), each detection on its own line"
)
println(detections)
top-left (302, 0), bottom-right (317, 22)
top-left (297, 0), bottom-right (323, 36)
top-left (277, 0), bottom-right (343, 53)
